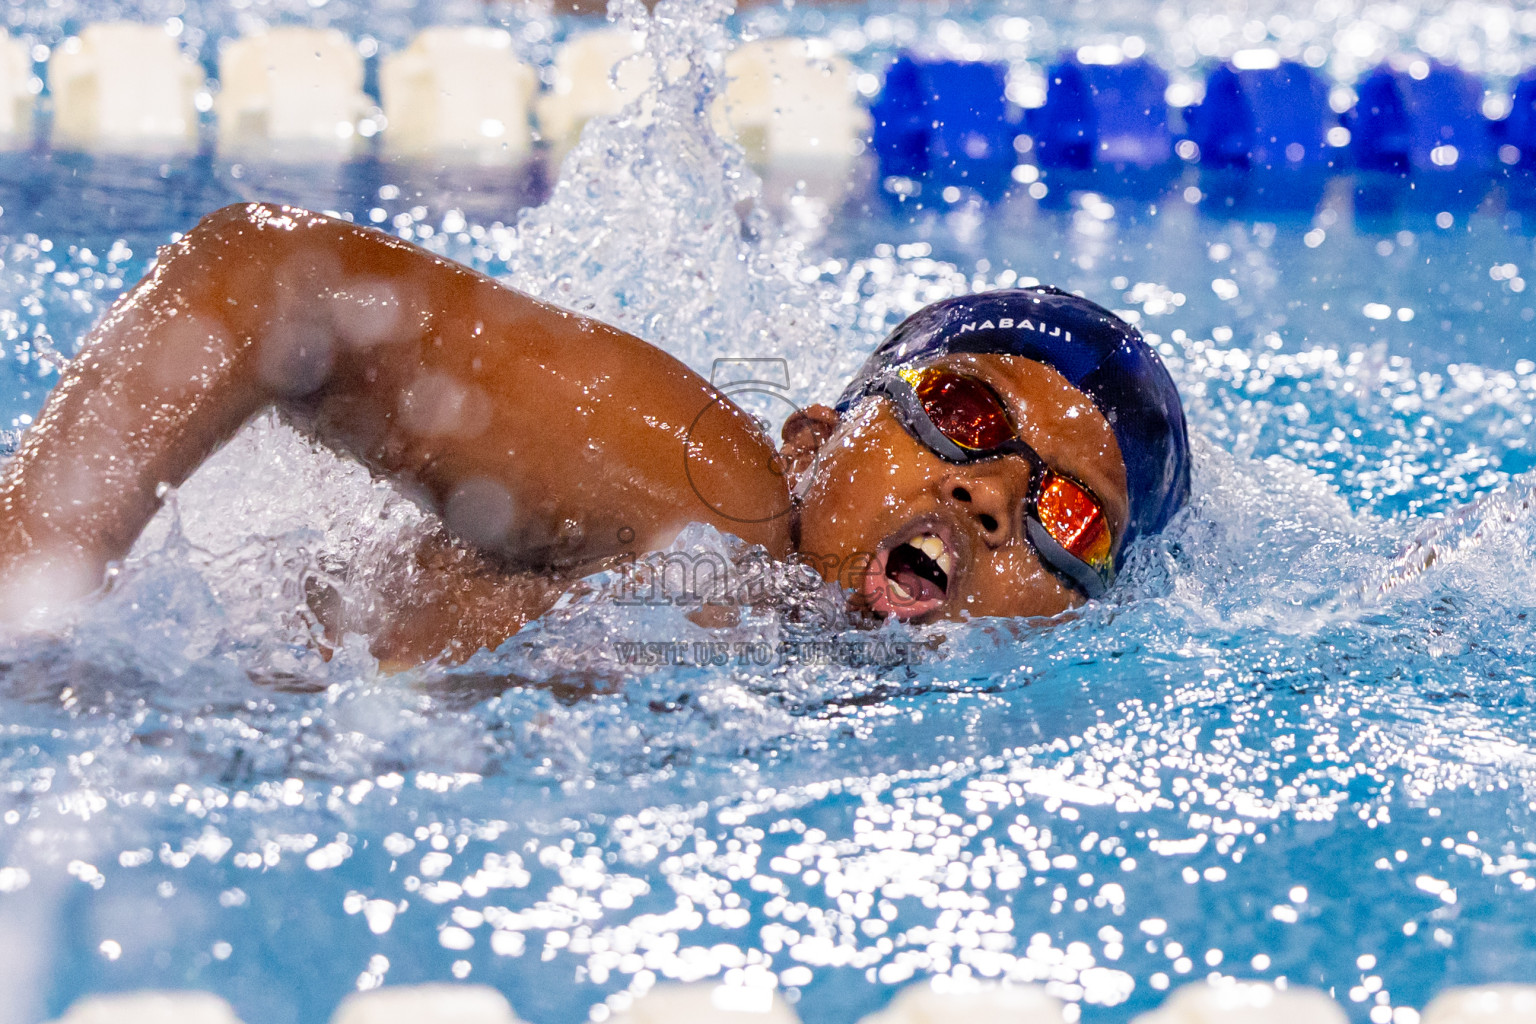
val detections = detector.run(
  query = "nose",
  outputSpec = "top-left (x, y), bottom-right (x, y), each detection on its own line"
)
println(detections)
top-left (942, 467), bottom-right (1028, 548)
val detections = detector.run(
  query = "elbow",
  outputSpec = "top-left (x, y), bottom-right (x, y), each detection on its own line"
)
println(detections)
top-left (191, 201), bottom-right (278, 238)
top-left (187, 202), bottom-right (336, 251)
top-left (198, 201), bottom-right (297, 231)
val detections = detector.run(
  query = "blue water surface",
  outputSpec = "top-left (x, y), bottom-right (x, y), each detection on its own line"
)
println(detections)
top-left (6, 2), bottom-right (1536, 1023)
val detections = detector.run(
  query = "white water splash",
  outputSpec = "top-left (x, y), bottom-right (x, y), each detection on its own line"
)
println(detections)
top-left (507, 0), bottom-right (863, 413)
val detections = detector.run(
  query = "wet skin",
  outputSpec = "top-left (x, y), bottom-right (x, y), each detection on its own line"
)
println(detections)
top-left (0, 203), bottom-right (1129, 667)
top-left (790, 353), bottom-right (1129, 624)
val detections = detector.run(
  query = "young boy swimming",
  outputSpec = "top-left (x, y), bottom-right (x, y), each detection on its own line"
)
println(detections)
top-left (0, 203), bottom-right (1189, 667)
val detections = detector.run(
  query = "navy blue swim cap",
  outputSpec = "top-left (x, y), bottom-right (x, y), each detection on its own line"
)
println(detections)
top-left (836, 286), bottom-right (1191, 554)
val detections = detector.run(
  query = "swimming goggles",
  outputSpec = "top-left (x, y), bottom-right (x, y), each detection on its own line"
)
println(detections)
top-left (871, 364), bottom-right (1115, 599)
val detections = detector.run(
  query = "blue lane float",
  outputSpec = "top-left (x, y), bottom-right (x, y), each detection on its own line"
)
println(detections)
top-left (1347, 61), bottom-right (1495, 174)
top-left (1022, 54), bottom-right (1178, 202)
top-left (1497, 69), bottom-right (1536, 214)
top-left (1184, 60), bottom-right (1335, 170)
top-left (869, 54), bottom-right (1019, 199)
top-left (1346, 60), bottom-right (1495, 219)
top-left (1183, 58), bottom-right (1336, 214)
top-left (866, 45), bottom-right (1532, 211)
top-left (1497, 68), bottom-right (1536, 169)
top-left (1029, 55), bottom-right (1172, 170)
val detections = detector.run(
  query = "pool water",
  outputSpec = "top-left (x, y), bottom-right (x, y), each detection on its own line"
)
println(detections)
top-left (5, 0), bottom-right (1536, 1022)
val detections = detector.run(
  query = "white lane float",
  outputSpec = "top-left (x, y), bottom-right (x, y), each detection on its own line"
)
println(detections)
top-left (1131, 980), bottom-right (1349, 1024)
top-left (50, 991), bottom-right (245, 1024)
top-left (379, 27), bottom-right (538, 165)
top-left (36, 980), bottom-right (1536, 1024)
top-left (216, 27), bottom-right (370, 158)
top-left (712, 37), bottom-right (869, 168)
top-left (608, 983), bottom-right (801, 1024)
top-left (0, 32), bottom-right (34, 144)
top-left (331, 984), bottom-right (524, 1024)
top-left (48, 22), bottom-right (202, 152)
top-left (857, 982), bottom-right (1065, 1024)
top-left (535, 27), bottom-right (652, 157)
top-left (1422, 985), bottom-right (1536, 1023)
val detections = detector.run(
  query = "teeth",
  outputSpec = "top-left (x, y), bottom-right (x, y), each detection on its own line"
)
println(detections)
top-left (909, 535), bottom-right (951, 577)
top-left (887, 578), bottom-right (912, 603)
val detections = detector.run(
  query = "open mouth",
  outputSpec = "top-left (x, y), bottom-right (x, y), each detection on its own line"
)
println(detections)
top-left (864, 527), bottom-right (955, 621)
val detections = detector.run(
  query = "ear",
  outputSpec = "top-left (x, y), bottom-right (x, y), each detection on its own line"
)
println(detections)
top-left (780, 404), bottom-right (840, 483)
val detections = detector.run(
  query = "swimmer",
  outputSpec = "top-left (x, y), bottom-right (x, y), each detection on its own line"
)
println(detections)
top-left (0, 203), bottom-right (1189, 667)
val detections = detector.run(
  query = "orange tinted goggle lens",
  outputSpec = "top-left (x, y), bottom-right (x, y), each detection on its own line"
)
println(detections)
top-left (907, 368), bottom-right (1016, 450)
top-left (1037, 475), bottom-right (1112, 567)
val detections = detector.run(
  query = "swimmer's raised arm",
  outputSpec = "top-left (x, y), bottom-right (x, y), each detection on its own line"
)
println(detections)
top-left (0, 206), bottom-right (1192, 667)
top-left (0, 202), bottom-right (791, 620)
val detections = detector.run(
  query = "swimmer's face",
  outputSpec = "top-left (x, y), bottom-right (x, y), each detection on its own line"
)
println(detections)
top-left (785, 353), bottom-right (1130, 623)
